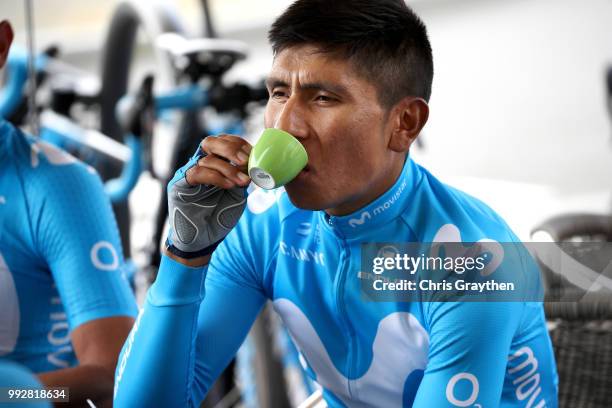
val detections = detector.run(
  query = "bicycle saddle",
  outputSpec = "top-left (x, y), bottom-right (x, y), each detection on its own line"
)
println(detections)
top-left (156, 33), bottom-right (248, 80)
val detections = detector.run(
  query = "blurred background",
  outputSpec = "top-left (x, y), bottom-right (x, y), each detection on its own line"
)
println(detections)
top-left (2, 0), bottom-right (611, 240)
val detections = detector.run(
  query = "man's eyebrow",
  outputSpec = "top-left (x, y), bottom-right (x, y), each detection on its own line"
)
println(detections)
top-left (265, 77), bottom-right (288, 90)
top-left (301, 81), bottom-right (349, 95)
top-left (265, 77), bottom-right (349, 95)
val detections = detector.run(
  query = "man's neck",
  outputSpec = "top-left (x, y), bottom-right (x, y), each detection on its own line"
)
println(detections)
top-left (324, 155), bottom-right (406, 217)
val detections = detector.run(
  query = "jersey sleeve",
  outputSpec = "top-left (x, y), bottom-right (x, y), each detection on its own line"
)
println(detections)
top-left (190, 208), bottom-right (273, 402)
top-left (410, 230), bottom-right (545, 407)
top-left (25, 141), bottom-right (137, 329)
top-left (412, 301), bottom-right (525, 407)
top-left (113, 197), bottom-right (274, 407)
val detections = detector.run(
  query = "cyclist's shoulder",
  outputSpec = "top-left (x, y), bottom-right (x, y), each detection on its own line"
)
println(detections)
top-left (0, 122), bottom-right (109, 237)
top-left (0, 119), bottom-right (31, 163)
top-left (406, 162), bottom-right (518, 242)
top-left (1, 120), bottom-right (100, 183)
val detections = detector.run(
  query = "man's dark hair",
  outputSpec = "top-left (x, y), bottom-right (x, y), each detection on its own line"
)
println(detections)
top-left (268, 0), bottom-right (434, 108)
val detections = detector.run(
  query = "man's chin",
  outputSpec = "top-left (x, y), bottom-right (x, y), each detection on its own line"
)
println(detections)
top-left (284, 182), bottom-right (327, 211)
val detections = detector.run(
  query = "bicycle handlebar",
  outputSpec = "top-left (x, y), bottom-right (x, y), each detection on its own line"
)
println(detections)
top-left (104, 134), bottom-right (143, 202)
top-left (40, 109), bottom-right (139, 203)
top-left (148, 81), bottom-right (267, 116)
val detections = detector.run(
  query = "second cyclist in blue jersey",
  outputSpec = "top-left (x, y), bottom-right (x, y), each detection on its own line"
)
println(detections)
top-left (114, 1), bottom-right (558, 406)
top-left (0, 20), bottom-right (137, 407)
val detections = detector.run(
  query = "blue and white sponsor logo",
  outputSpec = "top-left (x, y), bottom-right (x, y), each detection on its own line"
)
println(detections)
top-left (46, 295), bottom-right (72, 368)
top-left (274, 299), bottom-right (429, 408)
top-left (348, 211), bottom-right (371, 228)
top-left (348, 179), bottom-right (407, 228)
top-left (508, 346), bottom-right (547, 408)
top-left (279, 241), bottom-right (325, 266)
top-left (446, 372), bottom-right (480, 407)
top-left (296, 222), bottom-right (312, 237)
top-left (114, 308), bottom-right (145, 398)
top-left (90, 241), bottom-right (120, 271)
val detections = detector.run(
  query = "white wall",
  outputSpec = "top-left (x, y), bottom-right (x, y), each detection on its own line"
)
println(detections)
top-left (415, 0), bottom-right (612, 195)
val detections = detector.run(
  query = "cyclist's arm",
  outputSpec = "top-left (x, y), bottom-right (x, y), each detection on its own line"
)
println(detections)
top-left (38, 317), bottom-right (134, 408)
top-left (412, 301), bottom-right (522, 407)
top-left (114, 225), bottom-right (268, 407)
top-left (28, 142), bottom-right (137, 406)
top-left (114, 134), bottom-right (265, 407)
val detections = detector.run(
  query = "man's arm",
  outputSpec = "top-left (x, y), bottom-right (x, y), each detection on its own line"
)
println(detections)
top-left (113, 250), bottom-right (266, 407)
top-left (27, 141), bottom-right (138, 405)
top-left (114, 135), bottom-right (262, 407)
top-left (38, 317), bottom-right (134, 408)
top-left (412, 301), bottom-right (522, 407)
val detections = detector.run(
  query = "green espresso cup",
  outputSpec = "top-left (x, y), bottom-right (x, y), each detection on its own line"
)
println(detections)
top-left (248, 128), bottom-right (308, 189)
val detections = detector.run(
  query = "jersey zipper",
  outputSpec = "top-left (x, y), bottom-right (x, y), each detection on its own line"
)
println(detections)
top-left (329, 217), bottom-right (358, 399)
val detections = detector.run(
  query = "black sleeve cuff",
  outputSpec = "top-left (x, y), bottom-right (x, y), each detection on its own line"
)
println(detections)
top-left (164, 238), bottom-right (222, 259)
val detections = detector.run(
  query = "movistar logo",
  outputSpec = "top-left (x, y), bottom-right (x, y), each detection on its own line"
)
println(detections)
top-left (348, 179), bottom-right (408, 228)
top-left (348, 211), bottom-right (371, 227)
top-left (508, 346), bottom-right (546, 407)
top-left (373, 179), bottom-right (407, 216)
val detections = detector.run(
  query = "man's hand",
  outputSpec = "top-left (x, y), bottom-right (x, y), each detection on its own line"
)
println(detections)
top-left (166, 135), bottom-right (252, 263)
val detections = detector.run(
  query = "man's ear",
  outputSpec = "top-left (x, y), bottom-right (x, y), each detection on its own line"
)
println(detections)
top-left (387, 97), bottom-right (429, 153)
top-left (0, 21), bottom-right (15, 69)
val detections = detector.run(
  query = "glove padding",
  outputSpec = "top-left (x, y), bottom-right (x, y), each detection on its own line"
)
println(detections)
top-left (167, 148), bottom-right (247, 255)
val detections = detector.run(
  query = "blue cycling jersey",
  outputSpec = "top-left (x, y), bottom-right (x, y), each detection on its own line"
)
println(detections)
top-left (0, 120), bottom-right (138, 373)
top-left (0, 359), bottom-right (50, 408)
top-left (114, 155), bottom-right (558, 407)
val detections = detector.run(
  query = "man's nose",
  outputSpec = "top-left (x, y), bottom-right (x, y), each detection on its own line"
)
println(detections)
top-left (273, 97), bottom-right (308, 139)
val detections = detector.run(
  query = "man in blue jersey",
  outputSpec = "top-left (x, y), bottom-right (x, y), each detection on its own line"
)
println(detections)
top-left (0, 20), bottom-right (137, 407)
top-left (114, 1), bottom-right (558, 407)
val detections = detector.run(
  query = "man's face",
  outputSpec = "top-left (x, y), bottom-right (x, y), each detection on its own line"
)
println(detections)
top-left (264, 45), bottom-right (398, 214)
top-left (0, 21), bottom-right (14, 70)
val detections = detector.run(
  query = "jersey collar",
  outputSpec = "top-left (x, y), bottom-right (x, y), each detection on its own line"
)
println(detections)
top-left (319, 156), bottom-right (422, 238)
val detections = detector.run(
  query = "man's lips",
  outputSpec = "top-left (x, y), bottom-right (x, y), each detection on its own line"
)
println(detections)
top-left (290, 164), bottom-right (312, 184)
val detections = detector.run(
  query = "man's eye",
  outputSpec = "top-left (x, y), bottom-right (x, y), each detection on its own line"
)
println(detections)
top-left (315, 95), bottom-right (334, 102)
top-left (270, 90), bottom-right (287, 99)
